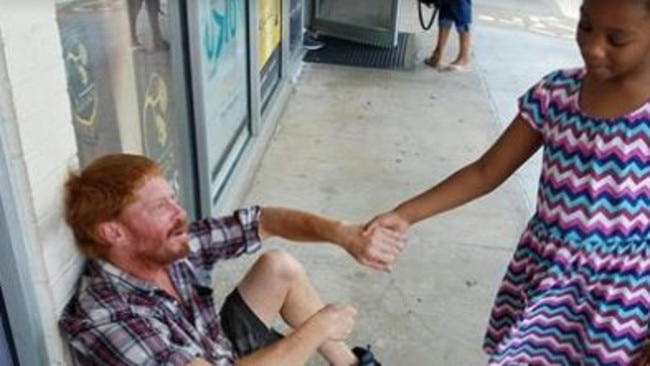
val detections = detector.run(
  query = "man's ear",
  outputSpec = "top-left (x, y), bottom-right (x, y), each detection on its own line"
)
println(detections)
top-left (96, 221), bottom-right (127, 247)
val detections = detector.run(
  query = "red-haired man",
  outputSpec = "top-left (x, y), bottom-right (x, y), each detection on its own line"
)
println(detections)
top-left (59, 154), bottom-right (403, 365)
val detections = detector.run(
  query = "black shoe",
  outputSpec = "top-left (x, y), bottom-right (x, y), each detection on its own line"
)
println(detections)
top-left (352, 345), bottom-right (382, 366)
top-left (303, 33), bottom-right (325, 51)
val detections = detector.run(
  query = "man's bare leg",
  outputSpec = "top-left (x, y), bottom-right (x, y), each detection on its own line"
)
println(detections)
top-left (237, 250), bottom-right (358, 365)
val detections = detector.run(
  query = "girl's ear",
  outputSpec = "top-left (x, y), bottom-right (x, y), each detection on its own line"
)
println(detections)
top-left (96, 221), bottom-right (127, 247)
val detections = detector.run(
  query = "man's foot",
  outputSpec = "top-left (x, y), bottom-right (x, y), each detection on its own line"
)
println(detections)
top-left (352, 345), bottom-right (382, 366)
top-left (303, 32), bottom-right (325, 51)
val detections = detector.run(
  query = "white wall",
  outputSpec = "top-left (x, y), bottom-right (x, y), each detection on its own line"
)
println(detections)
top-left (0, 0), bottom-right (82, 364)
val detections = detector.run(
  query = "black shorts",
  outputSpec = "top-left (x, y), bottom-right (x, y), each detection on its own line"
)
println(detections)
top-left (219, 289), bottom-right (284, 357)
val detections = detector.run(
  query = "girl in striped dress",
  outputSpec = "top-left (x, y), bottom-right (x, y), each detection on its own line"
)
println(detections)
top-left (367, 0), bottom-right (650, 364)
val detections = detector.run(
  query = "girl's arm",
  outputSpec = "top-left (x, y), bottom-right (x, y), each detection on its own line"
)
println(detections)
top-left (372, 115), bottom-right (543, 228)
top-left (634, 344), bottom-right (650, 366)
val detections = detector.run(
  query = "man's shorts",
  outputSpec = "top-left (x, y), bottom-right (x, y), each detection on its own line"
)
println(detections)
top-left (439, 0), bottom-right (472, 32)
top-left (220, 289), bottom-right (284, 357)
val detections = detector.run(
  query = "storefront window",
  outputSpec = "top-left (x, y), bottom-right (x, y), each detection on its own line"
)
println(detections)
top-left (55, 0), bottom-right (196, 213)
top-left (289, 0), bottom-right (303, 58)
top-left (258, 0), bottom-right (282, 111)
top-left (0, 288), bottom-right (16, 366)
top-left (188, 0), bottom-right (251, 209)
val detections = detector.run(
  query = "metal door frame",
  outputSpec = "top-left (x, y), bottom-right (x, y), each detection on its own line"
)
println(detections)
top-left (311, 0), bottom-right (400, 47)
top-left (186, 0), bottom-right (254, 215)
top-left (0, 119), bottom-right (48, 366)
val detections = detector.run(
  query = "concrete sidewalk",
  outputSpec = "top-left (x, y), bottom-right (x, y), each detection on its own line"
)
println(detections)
top-left (215, 0), bottom-right (582, 364)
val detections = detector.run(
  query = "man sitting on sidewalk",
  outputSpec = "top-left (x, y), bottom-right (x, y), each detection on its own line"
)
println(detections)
top-left (59, 153), bottom-right (403, 365)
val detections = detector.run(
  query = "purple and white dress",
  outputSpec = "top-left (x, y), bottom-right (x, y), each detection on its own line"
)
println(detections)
top-left (484, 68), bottom-right (650, 365)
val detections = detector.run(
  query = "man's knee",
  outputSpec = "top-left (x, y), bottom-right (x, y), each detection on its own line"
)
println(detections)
top-left (257, 249), bottom-right (306, 282)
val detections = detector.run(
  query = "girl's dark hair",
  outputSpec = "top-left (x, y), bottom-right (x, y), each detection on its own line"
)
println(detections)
top-left (639, 0), bottom-right (650, 11)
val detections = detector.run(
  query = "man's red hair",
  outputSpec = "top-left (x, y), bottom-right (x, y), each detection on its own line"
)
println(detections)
top-left (64, 154), bottom-right (161, 258)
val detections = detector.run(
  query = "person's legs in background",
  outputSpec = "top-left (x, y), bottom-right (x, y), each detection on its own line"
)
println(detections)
top-left (127, 0), bottom-right (169, 50)
top-left (302, 0), bottom-right (324, 50)
top-left (144, 0), bottom-right (169, 50)
top-left (448, 0), bottom-right (472, 68)
top-left (426, 19), bottom-right (452, 68)
top-left (426, 0), bottom-right (472, 70)
top-left (127, 0), bottom-right (145, 47)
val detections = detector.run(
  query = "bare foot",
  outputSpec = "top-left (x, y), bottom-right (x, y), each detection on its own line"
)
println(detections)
top-left (439, 64), bottom-right (471, 72)
top-left (449, 58), bottom-right (470, 68)
top-left (424, 52), bottom-right (441, 68)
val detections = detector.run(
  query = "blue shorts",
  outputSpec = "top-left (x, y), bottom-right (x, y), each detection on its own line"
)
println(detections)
top-left (439, 0), bottom-right (472, 32)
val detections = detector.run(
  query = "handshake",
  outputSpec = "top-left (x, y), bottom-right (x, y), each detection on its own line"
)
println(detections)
top-left (340, 210), bottom-right (411, 272)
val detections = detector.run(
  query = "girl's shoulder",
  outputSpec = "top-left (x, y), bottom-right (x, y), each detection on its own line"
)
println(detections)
top-left (525, 67), bottom-right (585, 103)
top-left (538, 67), bottom-right (585, 88)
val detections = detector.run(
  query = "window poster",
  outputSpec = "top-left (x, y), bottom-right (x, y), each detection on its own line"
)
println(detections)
top-left (257, 0), bottom-right (281, 108)
top-left (192, 0), bottom-right (250, 195)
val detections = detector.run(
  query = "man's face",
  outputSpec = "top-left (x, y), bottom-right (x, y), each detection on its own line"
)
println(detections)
top-left (116, 175), bottom-right (190, 267)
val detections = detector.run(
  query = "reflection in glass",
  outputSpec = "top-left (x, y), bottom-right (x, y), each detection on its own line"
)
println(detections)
top-left (289, 0), bottom-right (303, 57)
top-left (127, 0), bottom-right (170, 51)
top-left (258, 0), bottom-right (282, 111)
top-left (55, 0), bottom-right (193, 209)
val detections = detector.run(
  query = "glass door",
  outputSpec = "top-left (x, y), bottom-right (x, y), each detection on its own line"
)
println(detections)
top-left (257, 0), bottom-right (282, 113)
top-left (0, 50), bottom-right (47, 363)
top-left (0, 150), bottom-right (45, 366)
top-left (0, 288), bottom-right (16, 366)
top-left (55, 0), bottom-right (198, 217)
top-left (188, 0), bottom-right (252, 213)
top-left (312, 0), bottom-right (400, 47)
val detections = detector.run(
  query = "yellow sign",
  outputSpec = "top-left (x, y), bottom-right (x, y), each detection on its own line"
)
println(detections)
top-left (257, 0), bottom-right (281, 70)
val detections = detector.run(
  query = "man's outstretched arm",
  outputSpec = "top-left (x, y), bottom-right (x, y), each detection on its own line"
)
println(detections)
top-left (258, 206), bottom-right (406, 271)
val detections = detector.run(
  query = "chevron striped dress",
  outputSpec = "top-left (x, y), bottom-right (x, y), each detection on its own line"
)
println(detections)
top-left (484, 68), bottom-right (650, 365)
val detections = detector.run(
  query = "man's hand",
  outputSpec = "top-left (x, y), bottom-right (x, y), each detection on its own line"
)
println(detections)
top-left (339, 221), bottom-right (407, 272)
top-left (234, 303), bottom-right (358, 366)
top-left (310, 304), bottom-right (357, 341)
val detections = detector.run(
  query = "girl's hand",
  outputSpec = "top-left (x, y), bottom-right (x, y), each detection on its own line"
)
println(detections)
top-left (365, 211), bottom-right (410, 235)
top-left (634, 344), bottom-right (650, 366)
top-left (339, 223), bottom-right (406, 271)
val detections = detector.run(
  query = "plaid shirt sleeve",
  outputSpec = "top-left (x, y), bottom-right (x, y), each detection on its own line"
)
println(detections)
top-left (187, 206), bottom-right (263, 272)
top-left (66, 316), bottom-right (199, 366)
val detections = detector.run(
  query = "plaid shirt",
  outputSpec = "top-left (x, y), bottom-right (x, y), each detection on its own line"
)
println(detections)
top-left (60, 207), bottom-right (262, 366)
